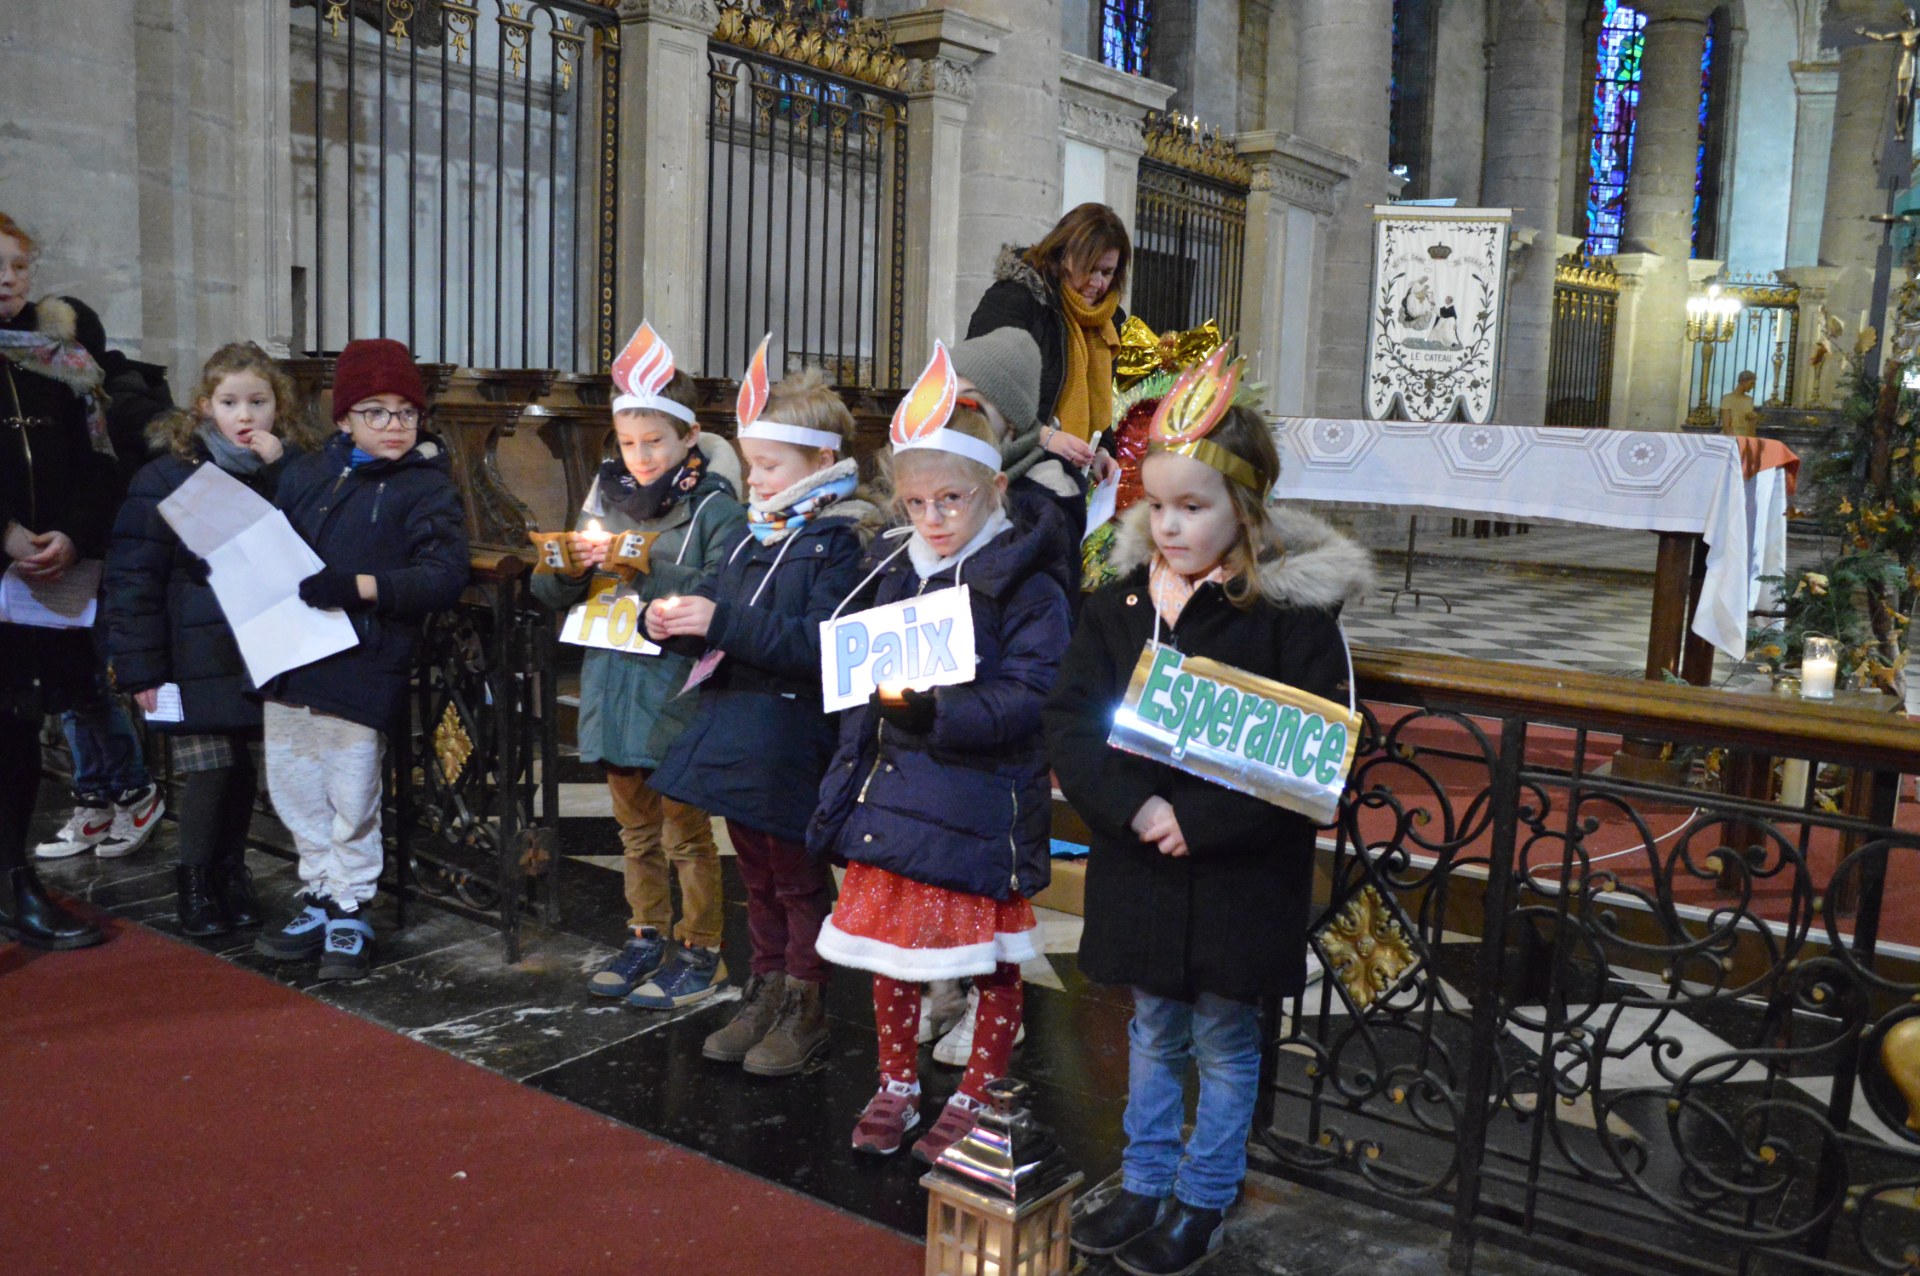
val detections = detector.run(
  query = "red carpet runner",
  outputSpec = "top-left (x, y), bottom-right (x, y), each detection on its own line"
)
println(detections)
top-left (0, 915), bottom-right (923, 1276)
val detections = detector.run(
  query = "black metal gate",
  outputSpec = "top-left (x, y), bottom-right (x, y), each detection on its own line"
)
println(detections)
top-left (702, 3), bottom-right (908, 389)
top-left (291, 0), bottom-right (621, 371)
top-left (1545, 256), bottom-right (1620, 429)
top-left (1130, 116), bottom-right (1248, 337)
top-left (1254, 654), bottom-right (1920, 1275)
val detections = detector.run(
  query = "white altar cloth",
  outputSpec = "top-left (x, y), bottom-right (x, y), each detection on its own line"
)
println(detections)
top-left (1270, 419), bottom-right (1789, 662)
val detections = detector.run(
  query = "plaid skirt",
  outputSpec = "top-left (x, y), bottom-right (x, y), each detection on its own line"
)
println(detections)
top-left (169, 731), bottom-right (259, 775)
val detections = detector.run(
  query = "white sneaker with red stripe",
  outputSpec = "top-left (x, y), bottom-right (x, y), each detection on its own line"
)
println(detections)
top-left (34, 803), bottom-right (115, 859)
top-left (95, 784), bottom-right (166, 859)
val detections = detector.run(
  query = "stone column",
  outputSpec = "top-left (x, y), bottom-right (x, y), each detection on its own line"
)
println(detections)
top-left (1293, 0), bottom-right (1393, 417)
top-left (1235, 131), bottom-right (1354, 414)
top-left (947, 0), bottom-right (1064, 325)
top-left (888, 8), bottom-right (1003, 357)
top-left (615, 0), bottom-right (717, 369)
top-left (1818, 0), bottom-right (1906, 345)
top-left (1058, 53), bottom-right (1173, 233)
top-left (1617, 0), bottom-right (1713, 432)
top-left (1777, 265), bottom-right (1841, 407)
top-left (1785, 61), bottom-right (1839, 267)
top-left (1148, 0), bottom-right (1241, 127)
top-left (233, 0), bottom-right (296, 357)
top-left (1480, 0), bottom-right (1566, 426)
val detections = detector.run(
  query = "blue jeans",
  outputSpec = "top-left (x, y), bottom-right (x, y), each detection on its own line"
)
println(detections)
top-left (62, 675), bottom-right (151, 803)
top-left (1122, 988), bottom-right (1262, 1212)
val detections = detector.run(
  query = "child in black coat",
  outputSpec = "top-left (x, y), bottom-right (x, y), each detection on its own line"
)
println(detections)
top-left (1044, 389), bottom-right (1371, 1276)
top-left (105, 342), bottom-right (316, 937)
top-left (254, 339), bottom-right (469, 980)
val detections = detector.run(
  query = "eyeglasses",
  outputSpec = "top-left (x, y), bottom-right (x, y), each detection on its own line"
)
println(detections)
top-left (899, 487), bottom-right (979, 522)
top-left (350, 406), bottom-right (422, 431)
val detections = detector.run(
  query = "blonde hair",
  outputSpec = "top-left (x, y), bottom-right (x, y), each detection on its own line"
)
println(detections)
top-left (0, 212), bottom-right (38, 258)
top-left (612, 369), bottom-right (701, 437)
top-left (759, 366), bottom-right (853, 447)
top-left (1186, 404), bottom-right (1283, 610)
top-left (150, 341), bottom-right (320, 459)
top-left (882, 406), bottom-right (1004, 511)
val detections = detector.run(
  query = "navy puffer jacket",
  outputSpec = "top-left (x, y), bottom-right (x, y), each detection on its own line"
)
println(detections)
top-left (104, 442), bottom-right (286, 731)
top-left (265, 430), bottom-right (470, 732)
top-left (650, 498), bottom-right (882, 843)
top-left (807, 501), bottom-right (1073, 900)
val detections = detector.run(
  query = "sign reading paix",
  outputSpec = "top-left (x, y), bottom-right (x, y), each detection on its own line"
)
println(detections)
top-left (818, 586), bottom-right (977, 713)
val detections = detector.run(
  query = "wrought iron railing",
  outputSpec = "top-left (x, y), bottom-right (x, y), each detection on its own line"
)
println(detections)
top-left (1687, 276), bottom-right (1802, 417)
top-left (1130, 113), bottom-right (1249, 338)
top-left (702, 1), bottom-right (909, 389)
top-left (1545, 255), bottom-right (1621, 428)
top-left (1255, 649), bottom-right (1920, 1276)
top-left (290, 0), bottom-right (621, 371)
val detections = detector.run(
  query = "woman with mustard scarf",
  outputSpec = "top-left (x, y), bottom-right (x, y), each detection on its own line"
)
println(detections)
top-left (964, 202), bottom-right (1130, 485)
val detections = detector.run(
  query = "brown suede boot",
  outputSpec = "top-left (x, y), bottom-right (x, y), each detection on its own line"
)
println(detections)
top-left (702, 972), bottom-right (784, 1063)
top-left (741, 975), bottom-right (828, 1077)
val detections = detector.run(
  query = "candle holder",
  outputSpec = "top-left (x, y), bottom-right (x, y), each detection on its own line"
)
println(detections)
top-left (607, 530), bottom-right (658, 579)
top-left (1800, 635), bottom-right (1839, 701)
top-left (1684, 286), bottom-right (1742, 429)
top-left (922, 1077), bottom-right (1083, 1276)
top-left (529, 530), bottom-right (581, 575)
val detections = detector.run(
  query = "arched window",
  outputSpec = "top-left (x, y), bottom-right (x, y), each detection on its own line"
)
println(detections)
top-left (1584, 1), bottom-right (1646, 255)
top-left (1100, 1), bottom-right (1152, 75)
top-left (1390, 0), bottom-right (1439, 197)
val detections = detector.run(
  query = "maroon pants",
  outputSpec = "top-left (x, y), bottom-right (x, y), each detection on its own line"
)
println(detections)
top-left (726, 820), bottom-right (833, 985)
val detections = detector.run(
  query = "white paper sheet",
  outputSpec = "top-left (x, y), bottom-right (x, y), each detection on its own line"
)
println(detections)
top-left (156, 464), bottom-right (359, 684)
top-left (1084, 471), bottom-right (1120, 543)
top-left (144, 683), bottom-right (185, 723)
top-left (0, 559), bottom-right (101, 628)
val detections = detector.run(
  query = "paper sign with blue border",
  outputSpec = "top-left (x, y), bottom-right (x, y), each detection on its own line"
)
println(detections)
top-left (1106, 641), bottom-right (1359, 824)
top-left (818, 586), bottom-right (976, 714)
top-left (560, 576), bottom-right (663, 656)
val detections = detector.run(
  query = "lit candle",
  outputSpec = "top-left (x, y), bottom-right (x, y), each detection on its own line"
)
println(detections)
top-left (578, 518), bottom-right (613, 545)
top-left (1780, 757), bottom-right (1810, 808)
top-left (1800, 636), bottom-right (1838, 700)
top-left (877, 681), bottom-right (907, 708)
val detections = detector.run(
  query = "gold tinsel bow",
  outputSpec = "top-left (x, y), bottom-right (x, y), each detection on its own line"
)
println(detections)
top-left (1116, 316), bottom-right (1224, 387)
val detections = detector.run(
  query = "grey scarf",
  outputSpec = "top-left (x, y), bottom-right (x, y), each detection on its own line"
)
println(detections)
top-left (199, 424), bottom-right (266, 476)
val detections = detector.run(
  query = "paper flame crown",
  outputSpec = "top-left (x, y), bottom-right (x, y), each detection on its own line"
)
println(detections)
top-left (610, 321), bottom-right (695, 424)
top-left (888, 341), bottom-right (1003, 472)
top-left (1146, 343), bottom-right (1261, 491)
top-left (734, 334), bottom-right (846, 453)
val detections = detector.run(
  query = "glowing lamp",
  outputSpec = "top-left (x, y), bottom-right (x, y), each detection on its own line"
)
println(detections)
top-left (921, 1077), bottom-right (1082, 1276)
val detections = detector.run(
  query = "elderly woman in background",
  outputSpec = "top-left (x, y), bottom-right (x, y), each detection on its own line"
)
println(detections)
top-left (966, 202), bottom-right (1131, 480)
top-left (0, 211), bottom-right (117, 949)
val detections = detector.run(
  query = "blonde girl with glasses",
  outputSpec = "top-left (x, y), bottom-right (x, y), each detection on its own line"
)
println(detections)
top-left (808, 344), bottom-right (1074, 1163)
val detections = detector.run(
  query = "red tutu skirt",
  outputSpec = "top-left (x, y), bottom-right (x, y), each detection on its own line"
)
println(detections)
top-left (816, 864), bottom-right (1039, 981)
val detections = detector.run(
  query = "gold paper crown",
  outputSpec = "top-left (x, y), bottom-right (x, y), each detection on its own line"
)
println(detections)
top-left (1147, 343), bottom-right (1260, 491)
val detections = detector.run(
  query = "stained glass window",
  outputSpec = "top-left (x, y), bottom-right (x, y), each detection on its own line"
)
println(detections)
top-left (1100, 1), bottom-right (1151, 76)
top-left (1584, 0), bottom-right (1646, 256)
top-left (1692, 14), bottom-right (1716, 257)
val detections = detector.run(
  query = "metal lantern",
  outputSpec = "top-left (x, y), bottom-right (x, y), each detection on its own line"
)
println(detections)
top-left (921, 1077), bottom-right (1084, 1276)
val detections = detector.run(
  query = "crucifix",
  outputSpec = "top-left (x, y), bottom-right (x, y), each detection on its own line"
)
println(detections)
top-left (1858, 7), bottom-right (1920, 140)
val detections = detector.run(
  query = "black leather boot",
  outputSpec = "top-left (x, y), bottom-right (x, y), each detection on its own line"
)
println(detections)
top-left (175, 864), bottom-right (230, 938)
top-left (0, 865), bottom-right (105, 950)
top-left (1114, 1200), bottom-right (1226, 1276)
top-left (210, 857), bottom-right (261, 928)
top-left (1071, 1189), bottom-right (1167, 1256)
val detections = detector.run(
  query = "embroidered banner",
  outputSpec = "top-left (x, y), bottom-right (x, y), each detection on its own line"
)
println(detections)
top-left (1365, 206), bottom-right (1512, 423)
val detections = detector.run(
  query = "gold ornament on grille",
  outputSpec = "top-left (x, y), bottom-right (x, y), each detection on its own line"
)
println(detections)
top-left (1319, 886), bottom-right (1417, 1010)
top-left (1884, 1016), bottom-right (1920, 1135)
top-left (712, 3), bottom-right (907, 91)
top-left (434, 704), bottom-right (475, 785)
top-left (1143, 111), bottom-right (1252, 187)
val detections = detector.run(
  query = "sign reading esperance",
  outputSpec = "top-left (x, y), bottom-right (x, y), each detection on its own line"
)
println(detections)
top-left (559, 577), bottom-right (664, 656)
top-left (1107, 642), bottom-right (1359, 823)
top-left (818, 585), bottom-right (977, 713)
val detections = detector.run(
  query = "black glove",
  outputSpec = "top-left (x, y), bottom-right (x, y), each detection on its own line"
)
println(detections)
top-left (299, 567), bottom-right (372, 612)
top-left (875, 686), bottom-right (937, 734)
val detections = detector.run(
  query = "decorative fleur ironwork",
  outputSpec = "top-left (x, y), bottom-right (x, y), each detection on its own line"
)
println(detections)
top-left (553, 17), bottom-right (583, 92)
top-left (434, 701), bottom-right (474, 785)
top-left (325, 0), bottom-right (348, 37)
top-left (1142, 110), bottom-right (1251, 187)
top-left (1318, 885), bottom-right (1417, 1010)
top-left (499, 2), bottom-right (532, 78)
top-left (712, 1), bottom-right (908, 92)
top-left (1554, 254), bottom-right (1624, 294)
top-left (443, 0), bottom-right (478, 62)
top-left (385, 0), bottom-right (413, 49)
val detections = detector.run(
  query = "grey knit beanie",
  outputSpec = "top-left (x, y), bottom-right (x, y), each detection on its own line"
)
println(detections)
top-left (949, 327), bottom-right (1042, 436)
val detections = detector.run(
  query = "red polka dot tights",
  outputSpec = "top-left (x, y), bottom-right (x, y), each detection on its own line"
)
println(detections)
top-left (872, 963), bottom-right (1023, 1103)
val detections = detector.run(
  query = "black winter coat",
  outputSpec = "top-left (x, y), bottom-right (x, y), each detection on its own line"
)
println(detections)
top-left (1043, 505), bottom-right (1373, 1003)
top-left (0, 299), bottom-right (120, 717)
top-left (101, 353), bottom-right (172, 487)
top-left (265, 431), bottom-right (470, 732)
top-left (104, 444), bottom-right (284, 732)
top-left (965, 244), bottom-right (1125, 432)
top-left (808, 503), bottom-right (1073, 900)
top-left (651, 500), bottom-right (880, 843)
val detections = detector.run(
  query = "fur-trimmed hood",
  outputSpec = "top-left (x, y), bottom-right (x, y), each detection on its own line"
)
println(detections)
top-left (692, 430), bottom-right (744, 500)
top-left (1107, 501), bottom-right (1374, 610)
top-left (993, 244), bottom-right (1055, 310)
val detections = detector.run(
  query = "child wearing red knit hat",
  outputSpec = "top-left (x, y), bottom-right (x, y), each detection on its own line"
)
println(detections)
top-left (254, 338), bottom-right (469, 979)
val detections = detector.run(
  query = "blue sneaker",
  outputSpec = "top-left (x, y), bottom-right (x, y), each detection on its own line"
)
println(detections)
top-left (626, 945), bottom-right (727, 1010)
top-left (255, 893), bottom-right (328, 960)
top-left (589, 928), bottom-right (667, 998)
top-left (316, 904), bottom-right (375, 981)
